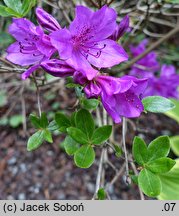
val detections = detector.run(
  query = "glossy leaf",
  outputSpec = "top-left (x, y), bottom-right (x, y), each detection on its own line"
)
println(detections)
top-left (147, 157), bottom-right (176, 174)
top-left (82, 98), bottom-right (99, 110)
top-left (132, 136), bottom-right (148, 165)
top-left (40, 112), bottom-right (48, 129)
top-left (27, 130), bottom-right (45, 151)
top-left (74, 145), bottom-right (95, 168)
top-left (91, 125), bottom-right (112, 145)
top-left (170, 136), bottom-right (179, 156)
top-left (47, 120), bottom-right (59, 132)
top-left (158, 159), bottom-right (179, 200)
top-left (113, 144), bottom-right (123, 158)
top-left (0, 5), bottom-right (9, 17)
top-left (4, 0), bottom-right (22, 14)
top-left (55, 112), bottom-right (71, 132)
top-left (148, 136), bottom-right (170, 161)
top-left (97, 188), bottom-right (106, 200)
top-left (43, 129), bottom-right (53, 143)
top-left (64, 136), bottom-right (80, 155)
top-left (138, 168), bottom-right (162, 197)
top-left (165, 99), bottom-right (179, 124)
top-left (142, 96), bottom-right (175, 113)
top-left (29, 114), bottom-right (41, 129)
top-left (75, 109), bottom-right (95, 139)
top-left (67, 127), bottom-right (89, 145)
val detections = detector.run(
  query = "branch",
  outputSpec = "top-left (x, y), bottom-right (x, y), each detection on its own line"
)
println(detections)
top-left (122, 117), bottom-right (131, 184)
top-left (89, 0), bottom-right (99, 8)
top-left (119, 24), bottom-right (179, 72)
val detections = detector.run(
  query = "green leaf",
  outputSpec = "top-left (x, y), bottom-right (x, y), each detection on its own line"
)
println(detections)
top-left (138, 169), bottom-right (162, 197)
top-left (70, 112), bottom-right (77, 127)
top-left (158, 159), bottom-right (179, 200)
top-left (55, 112), bottom-right (71, 132)
top-left (74, 145), bottom-right (95, 168)
top-left (170, 136), bottom-right (179, 156)
top-left (21, 0), bottom-right (36, 16)
top-left (113, 144), bottom-right (123, 158)
top-left (43, 129), bottom-right (53, 143)
top-left (27, 130), bottom-right (45, 151)
top-left (131, 175), bottom-right (138, 185)
top-left (5, 7), bottom-right (21, 17)
top-left (64, 136), bottom-right (80, 155)
top-left (142, 96), bottom-right (175, 113)
top-left (165, 99), bottom-right (179, 124)
top-left (0, 5), bottom-right (10, 16)
top-left (75, 109), bottom-right (95, 139)
top-left (148, 136), bottom-right (170, 161)
top-left (132, 136), bottom-right (148, 165)
top-left (40, 112), bottom-right (48, 129)
top-left (147, 157), bottom-right (176, 174)
top-left (4, 0), bottom-right (22, 13)
top-left (91, 125), bottom-right (112, 145)
top-left (67, 127), bottom-right (89, 145)
top-left (82, 98), bottom-right (99, 110)
top-left (29, 114), bottom-right (41, 129)
top-left (97, 188), bottom-right (106, 200)
top-left (9, 115), bottom-right (23, 128)
top-left (47, 120), bottom-right (59, 132)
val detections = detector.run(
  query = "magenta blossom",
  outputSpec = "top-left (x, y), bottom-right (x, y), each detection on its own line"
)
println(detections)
top-left (41, 59), bottom-right (76, 77)
top-left (129, 39), bottom-right (160, 78)
top-left (110, 15), bottom-right (130, 41)
top-left (36, 7), bottom-right (61, 32)
top-left (74, 72), bottom-right (147, 123)
top-left (6, 18), bottom-right (56, 80)
top-left (50, 5), bottom-right (128, 80)
top-left (144, 64), bottom-right (179, 99)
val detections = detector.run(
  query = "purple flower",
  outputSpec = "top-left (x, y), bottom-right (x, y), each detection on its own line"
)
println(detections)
top-left (36, 7), bottom-right (61, 32)
top-left (50, 5), bottom-right (128, 80)
top-left (41, 59), bottom-right (76, 77)
top-left (144, 64), bottom-right (179, 99)
top-left (74, 72), bottom-right (147, 123)
top-left (110, 15), bottom-right (130, 41)
top-left (6, 18), bottom-right (56, 80)
top-left (129, 39), bottom-right (160, 78)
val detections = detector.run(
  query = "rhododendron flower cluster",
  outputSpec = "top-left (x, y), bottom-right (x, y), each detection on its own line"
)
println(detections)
top-left (6, 6), bottom-right (147, 123)
top-left (129, 40), bottom-right (179, 99)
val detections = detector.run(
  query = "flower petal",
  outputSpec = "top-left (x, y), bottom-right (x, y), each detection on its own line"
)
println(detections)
top-left (36, 34), bottom-right (56, 57)
top-left (50, 28), bottom-right (73, 59)
top-left (36, 7), bottom-right (61, 32)
top-left (101, 90), bottom-right (144, 123)
top-left (84, 82), bottom-right (101, 98)
top-left (110, 15), bottom-right (129, 41)
top-left (90, 5), bottom-right (117, 41)
top-left (21, 65), bottom-right (40, 80)
top-left (87, 39), bottom-right (128, 68)
top-left (66, 51), bottom-right (98, 80)
top-left (6, 42), bottom-right (43, 66)
top-left (41, 59), bottom-right (75, 77)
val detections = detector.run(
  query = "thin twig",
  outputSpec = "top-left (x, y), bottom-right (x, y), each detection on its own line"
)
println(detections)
top-left (107, 0), bottom-right (115, 6)
top-left (130, 157), bottom-right (145, 200)
top-left (118, 24), bottom-right (179, 72)
top-left (20, 85), bottom-right (27, 136)
top-left (122, 117), bottom-right (131, 184)
top-left (94, 147), bottom-right (106, 197)
top-left (105, 163), bottom-right (125, 191)
top-left (57, 1), bottom-right (72, 24)
top-left (89, 0), bottom-right (99, 8)
top-left (32, 74), bottom-right (42, 117)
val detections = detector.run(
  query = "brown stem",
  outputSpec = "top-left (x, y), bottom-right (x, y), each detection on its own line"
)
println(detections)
top-left (119, 24), bottom-right (179, 72)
